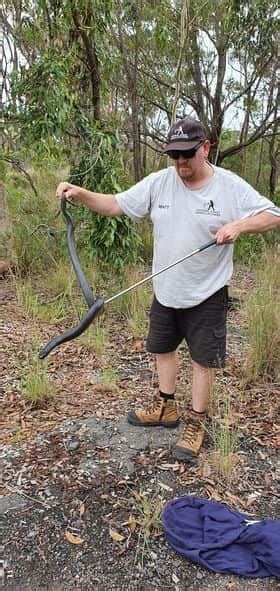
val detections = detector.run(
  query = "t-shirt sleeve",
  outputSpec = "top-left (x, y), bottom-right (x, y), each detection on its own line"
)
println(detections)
top-left (239, 185), bottom-right (280, 219)
top-left (115, 174), bottom-right (154, 220)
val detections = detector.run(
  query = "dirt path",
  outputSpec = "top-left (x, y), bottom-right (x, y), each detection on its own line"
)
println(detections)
top-left (1, 269), bottom-right (279, 590)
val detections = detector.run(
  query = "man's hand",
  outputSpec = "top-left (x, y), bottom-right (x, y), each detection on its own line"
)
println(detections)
top-left (55, 182), bottom-right (122, 216)
top-left (215, 221), bottom-right (242, 245)
top-left (56, 182), bottom-right (82, 201)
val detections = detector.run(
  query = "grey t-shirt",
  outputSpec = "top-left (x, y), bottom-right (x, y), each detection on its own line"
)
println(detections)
top-left (116, 165), bottom-right (279, 308)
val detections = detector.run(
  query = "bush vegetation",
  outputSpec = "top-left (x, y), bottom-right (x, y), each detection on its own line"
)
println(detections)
top-left (243, 248), bottom-right (279, 384)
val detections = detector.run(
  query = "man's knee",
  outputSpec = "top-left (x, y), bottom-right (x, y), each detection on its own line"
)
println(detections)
top-left (191, 359), bottom-right (213, 373)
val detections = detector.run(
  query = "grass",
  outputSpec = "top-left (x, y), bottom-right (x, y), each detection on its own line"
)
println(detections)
top-left (4, 161), bottom-right (69, 274)
top-left (14, 276), bottom-right (40, 319)
top-left (209, 385), bottom-right (239, 481)
top-left (13, 267), bottom-right (74, 324)
top-left (14, 334), bottom-right (56, 408)
top-left (243, 247), bottom-right (280, 384)
top-left (113, 266), bottom-right (152, 338)
top-left (78, 316), bottom-right (107, 357)
top-left (22, 357), bottom-right (54, 408)
top-left (131, 489), bottom-right (163, 567)
top-left (102, 367), bottom-right (119, 389)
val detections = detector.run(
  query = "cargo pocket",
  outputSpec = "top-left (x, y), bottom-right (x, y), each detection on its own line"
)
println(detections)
top-left (214, 326), bottom-right (226, 339)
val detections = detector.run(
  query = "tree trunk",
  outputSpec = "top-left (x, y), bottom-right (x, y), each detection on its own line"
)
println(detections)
top-left (268, 131), bottom-right (278, 198)
top-left (0, 183), bottom-right (12, 273)
top-left (71, 7), bottom-right (101, 121)
top-left (256, 139), bottom-right (264, 188)
top-left (268, 84), bottom-right (279, 198)
top-left (210, 42), bottom-right (226, 164)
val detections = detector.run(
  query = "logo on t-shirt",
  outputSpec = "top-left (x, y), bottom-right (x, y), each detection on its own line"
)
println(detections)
top-left (195, 200), bottom-right (221, 216)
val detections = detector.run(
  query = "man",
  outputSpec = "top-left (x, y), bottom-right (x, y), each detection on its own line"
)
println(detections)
top-left (56, 117), bottom-right (280, 461)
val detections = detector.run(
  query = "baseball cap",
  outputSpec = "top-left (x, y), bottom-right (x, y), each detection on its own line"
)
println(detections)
top-left (163, 116), bottom-right (207, 152)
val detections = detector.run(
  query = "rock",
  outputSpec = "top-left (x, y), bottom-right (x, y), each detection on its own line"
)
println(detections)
top-left (67, 439), bottom-right (80, 452)
top-left (0, 493), bottom-right (27, 515)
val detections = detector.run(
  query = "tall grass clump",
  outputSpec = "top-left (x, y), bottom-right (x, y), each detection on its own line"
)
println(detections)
top-left (209, 385), bottom-right (239, 481)
top-left (131, 489), bottom-right (163, 567)
top-left (243, 247), bottom-right (279, 384)
top-left (78, 316), bottom-right (107, 357)
top-left (15, 334), bottom-right (55, 408)
top-left (113, 267), bottom-right (152, 338)
top-left (14, 275), bottom-right (40, 318)
top-left (22, 356), bottom-right (55, 408)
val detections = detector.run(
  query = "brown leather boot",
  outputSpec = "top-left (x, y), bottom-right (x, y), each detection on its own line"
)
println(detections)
top-left (127, 395), bottom-right (180, 428)
top-left (172, 411), bottom-right (207, 460)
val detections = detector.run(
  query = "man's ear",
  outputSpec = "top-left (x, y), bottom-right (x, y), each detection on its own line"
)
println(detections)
top-left (203, 139), bottom-right (211, 157)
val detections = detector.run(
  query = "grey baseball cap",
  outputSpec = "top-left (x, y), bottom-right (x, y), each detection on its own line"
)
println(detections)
top-left (163, 116), bottom-right (207, 152)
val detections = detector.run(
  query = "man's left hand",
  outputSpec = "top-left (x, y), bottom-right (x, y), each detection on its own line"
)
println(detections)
top-left (215, 221), bottom-right (242, 245)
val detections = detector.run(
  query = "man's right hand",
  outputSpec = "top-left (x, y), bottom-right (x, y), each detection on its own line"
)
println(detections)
top-left (56, 182), bottom-right (82, 201)
top-left (55, 183), bottom-right (122, 216)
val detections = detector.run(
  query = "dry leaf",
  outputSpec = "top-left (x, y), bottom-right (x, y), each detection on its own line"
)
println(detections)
top-left (246, 495), bottom-right (258, 507)
top-left (158, 463), bottom-right (179, 471)
top-left (132, 340), bottom-right (143, 351)
top-left (199, 461), bottom-right (212, 478)
top-left (129, 519), bottom-right (137, 533)
top-left (204, 485), bottom-right (222, 502)
top-left (117, 480), bottom-right (131, 485)
top-left (65, 531), bottom-right (84, 545)
top-left (122, 516), bottom-right (137, 532)
top-left (252, 436), bottom-right (265, 446)
top-left (0, 488), bottom-right (10, 496)
top-left (79, 501), bottom-right (85, 517)
top-left (158, 481), bottom-right (173, 492)
top-left (225, 491), bottom-right (247, 509)
top-left (109, 528), bottom-right (125, 542)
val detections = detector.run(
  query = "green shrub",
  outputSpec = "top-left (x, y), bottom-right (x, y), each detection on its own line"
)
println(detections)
top-left (233, 233), bottom-right (267, 266)
top-left (5, 166), bottom-right (66, 274)
top-left (68, 122), bottom-right (142, 269)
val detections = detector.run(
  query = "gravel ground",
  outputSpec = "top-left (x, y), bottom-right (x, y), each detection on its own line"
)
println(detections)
top-left (2, 416), bottom-right (279, 591)
top-left (1, 268), bottom-right (279, 590)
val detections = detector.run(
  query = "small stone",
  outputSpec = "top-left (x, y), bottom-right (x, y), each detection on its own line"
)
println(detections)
top-left (67, 439), bottom-right (80, 452)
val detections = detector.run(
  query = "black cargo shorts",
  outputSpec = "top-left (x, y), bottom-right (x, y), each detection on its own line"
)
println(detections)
top-left (146, 286), bottom-right (228, 368)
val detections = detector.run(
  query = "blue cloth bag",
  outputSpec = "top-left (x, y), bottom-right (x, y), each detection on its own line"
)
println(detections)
top-left (162, 496), bottom-right (280, 578)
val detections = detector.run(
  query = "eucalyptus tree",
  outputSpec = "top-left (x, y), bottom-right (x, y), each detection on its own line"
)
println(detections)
top-left (2, 0), bottom-right (278, 185)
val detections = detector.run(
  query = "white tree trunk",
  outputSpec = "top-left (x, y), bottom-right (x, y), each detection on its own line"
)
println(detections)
top-left (0, 183), bottom-right (12, 273)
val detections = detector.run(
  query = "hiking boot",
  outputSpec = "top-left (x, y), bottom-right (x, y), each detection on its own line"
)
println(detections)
top-left (127, 396), bottom-right (180, 428)
top-left (172, 411), bottom-right (207, 460)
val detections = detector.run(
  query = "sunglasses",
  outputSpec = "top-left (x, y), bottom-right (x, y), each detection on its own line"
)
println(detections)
top-left (167, 141), bottom-right (203, 160)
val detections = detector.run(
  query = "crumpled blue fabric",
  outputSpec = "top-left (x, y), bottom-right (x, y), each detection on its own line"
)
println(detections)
top-left (162, 496), bottom-right (280, 578)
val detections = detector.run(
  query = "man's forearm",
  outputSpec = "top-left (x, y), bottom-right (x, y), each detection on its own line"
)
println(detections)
top-left (215, 210), bottom-right (280, 245)
top-left (75, 187), bottom-right (123, 216)
top-left (56, 182), bottom-right (123, 216)
top-left (238, 211), bottom-right (280, 235)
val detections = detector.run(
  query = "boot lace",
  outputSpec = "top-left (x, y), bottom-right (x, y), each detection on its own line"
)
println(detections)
top-left (145, 397), bottom-right (163, 414)
top-left (181, 418), bottom-right (203, 443)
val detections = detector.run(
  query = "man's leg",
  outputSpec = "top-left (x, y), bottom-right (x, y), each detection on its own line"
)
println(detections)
top-left (127, 295), bottom-right (182, 428)
top-left (126, 351), bottom-right (180, 427)
top-left (191, 360), bottom-right (214, 412)
top-left (156, 351), bottom-right (178, 394)
top-left (172, 360), bottom-right (214, 460)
